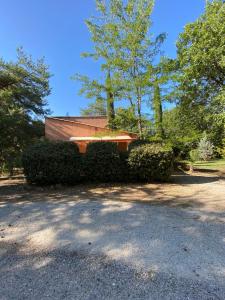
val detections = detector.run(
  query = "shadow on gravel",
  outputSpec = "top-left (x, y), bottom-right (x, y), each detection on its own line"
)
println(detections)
top-left (171, 174), bottom-right (220, 184)
top-left (0, 172), bottom-right (225, 299)
top-left (0, 241), bottom-right (224, 300)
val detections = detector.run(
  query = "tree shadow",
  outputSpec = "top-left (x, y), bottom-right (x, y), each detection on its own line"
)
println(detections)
top-left (0, 173), bottom-right (225, 299)
top-left (171, 173), bottom-right (220, 184)
top-left (1, 241), bottom-right (224, 300)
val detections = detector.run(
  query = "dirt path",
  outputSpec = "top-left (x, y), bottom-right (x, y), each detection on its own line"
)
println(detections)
top-left (1, 170), bottom-right (224, 211)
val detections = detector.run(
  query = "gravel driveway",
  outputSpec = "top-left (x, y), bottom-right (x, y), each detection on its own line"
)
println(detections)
top-left (0, 172), bottom-right (225, 299)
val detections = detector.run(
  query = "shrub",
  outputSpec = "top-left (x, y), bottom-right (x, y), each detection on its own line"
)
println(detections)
top-left (198, 134), bottom-right (214, 161)
top-left (189, 149), bottom-right (200, 172)
top-left (148, 136), bottom-right (164, 144)
top-left (84, 142), bottom-right (121, 182)
top-left (22, 141), bottom-right (82, 185)
top-left (128, 139), bottom-right (150, 152)
top-left (118, 151), bottom-right (131, 182)
top-left (128, 144), bottom-right (174, 182)
top-left (170, 140), bottom-right (198, 159)
top-left (215, 147), bottom-right (225, 158)
top-left (189, 149), bottom-right (200, 162)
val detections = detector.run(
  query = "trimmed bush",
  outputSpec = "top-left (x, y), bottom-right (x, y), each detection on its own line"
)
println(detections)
top-left (128, 139), bottom-right (151, 152)
top-left (22, 141), bottom-right (174, 185)
top-left (118, 151), bottom-right (130, 182)
top-left (84, 142), bottom-right (121, 182)
top-left (22, 141), bottom-right (82, 185)
top-left (128, 144), bottom-right (174, 182)
top-left (128, 138), bottom-right (167, 152)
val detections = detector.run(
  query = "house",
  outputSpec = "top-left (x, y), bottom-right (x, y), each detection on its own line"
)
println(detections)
top-left (45, 116), bottom-right (138, 153)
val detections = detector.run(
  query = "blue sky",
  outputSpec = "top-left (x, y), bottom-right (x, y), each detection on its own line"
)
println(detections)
top-left (0, 0), bottom-right (205, 116)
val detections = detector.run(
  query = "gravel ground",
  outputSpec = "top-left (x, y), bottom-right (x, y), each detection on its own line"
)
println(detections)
top-left (1, 243), bottom-right (224, 300)
top-left (0, 172), bottom-right (225, 299)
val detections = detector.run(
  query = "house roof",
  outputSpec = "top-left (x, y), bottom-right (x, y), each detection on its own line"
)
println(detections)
top-left (51, 116), bottom-right (107, 119)
top-left (46, 116), bottom-right (108, 129)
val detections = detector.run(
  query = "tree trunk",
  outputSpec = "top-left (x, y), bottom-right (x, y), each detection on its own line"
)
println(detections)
top-left (106, 71), bottom-right (115, 129)
top-left (153, 82), bottom-right (164, 138)
top-left (137, 92), bottom-right (143, 138)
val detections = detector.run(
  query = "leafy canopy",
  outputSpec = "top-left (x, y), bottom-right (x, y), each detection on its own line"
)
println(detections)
top-left (0, 48), bottom-right (51, 173)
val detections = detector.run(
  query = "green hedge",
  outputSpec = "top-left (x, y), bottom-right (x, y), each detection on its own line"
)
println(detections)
top-left (22, 141), bottom-right (174, 185)
top-left (128, 139), bottom-right (150, 152)
top-left (22, 141), bottom-right (82, 185)
top-left (84, 142), bottom-right (121, 182)
top-left (128, 138), bottom-right (165, 152)
top-left (128, 144), bottom-right (174, 182)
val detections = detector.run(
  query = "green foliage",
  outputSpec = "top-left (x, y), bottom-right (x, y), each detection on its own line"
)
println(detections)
top-left (189, 149), bottom-right (200, 163)
top-left (177, 0), bottom-right (225, 94)
top-left (75, 0), bottom-right (166, 137)
top-left (75, 73), bottom-right (116, 128)
top-left (113, 107), bottom-right (153, 136)
top-left (215, 139), bottom-right (225, 158)
top-left (215, 147), bottom-right (225, 159)
top-left (113, 107), bottom-right (138, 133)
top-left (22, 142), bottom-right (82, 185)
top-left (163, 107), bottom-right (201, 143)
top-left (80, 98), bottom-right (106, 116)
top-left (0, 48), bottom-right (50, 115)
top-left (167, 1), bottom-right (225, 154)
top-left (110, 0), bottom-right (166, 137)
top-left (176, 0), bottom-right (225, 126)
top-left (84, 142), bottom-right (121, 182)
top-left (128, 144), bottom-right (174, 182)
top-left (162, 106), bottom-right (203, 159)
top-left (22, 141), bottom-right (174, 185)
top-left (198, 134), bottom-right (214, 161)
top-left (0, 48), bottom-right (50, 174)
top-left (171, 140), bottom-right (197, 160)
top-left (148, 136), bottom-right (164, 144)
top-left (128, 139), bottom-right (151, 152)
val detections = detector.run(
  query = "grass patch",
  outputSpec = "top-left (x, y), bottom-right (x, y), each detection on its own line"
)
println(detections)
top-left (180, 159), bottom-right (225, 171)
top-left (194, 159), bottom-right (225, 170)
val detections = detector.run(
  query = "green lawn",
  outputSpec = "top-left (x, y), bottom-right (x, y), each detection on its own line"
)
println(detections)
top-left (194, 159), bottom-right (225, 170)
top-left (180, 158), bottom-right (225, 171)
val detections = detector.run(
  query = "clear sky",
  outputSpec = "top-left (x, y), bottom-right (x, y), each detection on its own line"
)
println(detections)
top-left (0, 0), bottom-right (205, 116)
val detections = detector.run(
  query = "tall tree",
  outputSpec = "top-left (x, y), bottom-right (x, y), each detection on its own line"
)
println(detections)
top-left (177, 0), bottom-right (225, 109)
top-left (105, 71), bottom-right (115, 128)
top-left (176, 0), bottom-right (225, 146)
top-left (75, 0), bottom-right (165, 136)
top-left (110, 0), bottom-right (166, 137)
top-left (75, 73), bottom-right (119, 127)
top-left (150, 57), bottom-right (177, 138)
top-left (0, 48), bottom-right (51, 174)
top-left (74, 0), bottom-right (123, 128)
